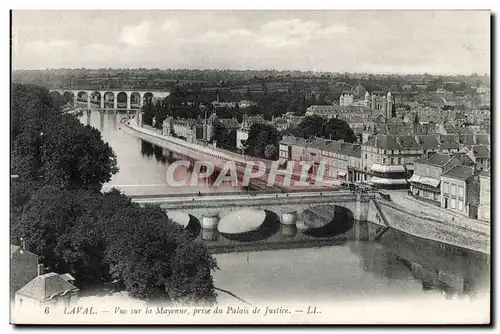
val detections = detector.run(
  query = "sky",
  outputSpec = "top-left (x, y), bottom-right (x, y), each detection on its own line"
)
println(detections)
top-left (12, 10), bottom-right (491, 74)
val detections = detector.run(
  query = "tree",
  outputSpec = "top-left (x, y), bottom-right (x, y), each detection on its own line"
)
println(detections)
top-left (291, 115), bottom-right (324, 138)
top-left (212, 121), bottom-right (227, 145)
top-left (264, 144), bottom-right (278, 160)
top-left (11, 84), bottom-right (119, 192)
top-left (289, 115), bottom-right (357, 143)
top-left (322, 118), bottom-right (358, 143)
top-left (40, 114), bottom-right (118, 191)
top-left (11, 186), bottom-right (102, 283)
top-left (244, 123), bottom-right (282, 159)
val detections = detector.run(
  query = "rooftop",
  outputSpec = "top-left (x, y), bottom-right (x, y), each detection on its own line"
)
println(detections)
top-left (415, 153), bottom-right (454, 167)
top-left (16, 272), bottom-right (79, 301)
top-left (471, 145), bottom-right (490, 159)
top-left (442, 165), bottom-right (475, 181)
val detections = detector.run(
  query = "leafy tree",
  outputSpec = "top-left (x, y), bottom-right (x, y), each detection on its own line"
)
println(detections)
top-left (244, 123), bottom-right (282, 159)
top-left (292, 115), bottom-right (325, 138)
top-left (40, 114), bottom-right (118, 191)
top-left (12, 186), bottom-right (89, 277)
top-left (11, 84), bottom-right (119, 191)
top-left (288, 115), bottom-right (357, 143)
top-left (264, 144), bottom-right (278, 159)
top-left (167, 239), bottom-right (218, 305)
top-left (322, 118), bottom-right (358, 143)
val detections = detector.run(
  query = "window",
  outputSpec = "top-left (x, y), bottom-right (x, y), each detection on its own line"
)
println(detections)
top-left (365, 154), bottom-right (367, 159)
top-left (443, 182), bottom-right (449, 193)
top-left (458, 200), bottom-right (463, 211)
top-left (451, 198), bottom-right (456, 209)
top-left (458, 186), bottom-right (464, 198)
top-left (398, 158), bottom-right (401, 164)
top-left (383, 158), bottom-right (387, 164)
top-left (451, 184), bottom-right (457, 196)
top-left (391, 158), bottom-right (394, 164)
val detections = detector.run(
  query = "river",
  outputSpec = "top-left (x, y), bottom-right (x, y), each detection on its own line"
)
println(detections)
top-left (79, 110), bottom-right (490, 320)
top-left (79, 110), bottom-right (242, 195)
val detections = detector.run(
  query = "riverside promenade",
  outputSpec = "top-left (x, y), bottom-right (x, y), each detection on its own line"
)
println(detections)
top-left (372, 191), bottom-right (490, 255)
top-left (122, 118), bottom-right (337, 192)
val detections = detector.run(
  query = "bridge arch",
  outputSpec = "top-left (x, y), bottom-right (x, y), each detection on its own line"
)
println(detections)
top-left (116, 92), bottom-right (128, 109)
top-left (130, 92), bottom-right (142, 109)
top-left (62, 91), bottom-right (76, 107)
top-left (102, 91), bottom-right (116, 109)
top-left (90, 91), bottom-right (102, 109)
top-left (142, 92), bottom-right (154, 106)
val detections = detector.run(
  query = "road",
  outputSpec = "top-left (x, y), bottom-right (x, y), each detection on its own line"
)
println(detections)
top-left (130, 189), bottom-right (356, 204)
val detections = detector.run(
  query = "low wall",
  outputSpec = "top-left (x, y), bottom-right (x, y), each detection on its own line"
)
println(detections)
top-left (371, 198), bottom-right (490, 255)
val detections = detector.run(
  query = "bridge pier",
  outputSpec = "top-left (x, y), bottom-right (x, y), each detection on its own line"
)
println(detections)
top-left (355, 194), bottom-right (370, 221)
top-left (201, 212), bottom-right (220, 241)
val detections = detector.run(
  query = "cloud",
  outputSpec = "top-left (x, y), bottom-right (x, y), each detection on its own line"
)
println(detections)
top-left (11, 10), bottom-right (490, 74)
top-left (161, 20), bottom-right (180, 34)
top-left (120, 21), bottom-right (151, 47)
top-left (257, 19), bottom-right (349, 49)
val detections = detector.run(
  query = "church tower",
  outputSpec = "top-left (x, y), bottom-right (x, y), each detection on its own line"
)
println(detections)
top-left (387, 92), bottom-right (393, 119)
top-left (382, 95), bottom-right (387, 117)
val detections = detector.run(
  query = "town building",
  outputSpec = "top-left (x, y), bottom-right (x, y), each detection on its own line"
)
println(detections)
top-left (440, 165), bottom-right (479, 218)
top-left (305, 105), bottom-right (339, 119)
top-left (15, 272), bottom-right (79, 309)
top-left (410, 153), bottom-right (462, 205)
top-left (11, 243), bottom-right (39, 298)
top-left (478, 170), bottom-right (491, 222)
top-left (464, 145), bottom-right (491, 171)
top-left (162, 117), bottom-right (204, 143)
top-left (360, 135), bottom-right (422, 188)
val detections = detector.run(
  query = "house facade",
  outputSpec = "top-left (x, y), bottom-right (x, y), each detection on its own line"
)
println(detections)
top-left (478, 170), bottom-right (491, 222)
top-left (440, 165), bottom-right (477, 217)
top-left (410, 153), bottom-right (461, 205)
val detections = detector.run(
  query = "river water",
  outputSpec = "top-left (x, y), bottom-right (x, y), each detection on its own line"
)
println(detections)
top-left (80, 110), bottom-right (490, 318)
top-left (79, 110), bottom-right (241, 195)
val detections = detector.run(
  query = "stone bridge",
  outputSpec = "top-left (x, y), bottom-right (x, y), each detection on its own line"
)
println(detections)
top-left (133, 190), bottom-right (374, 234)
top-left (132, 191), bottom-right (490, 255)
top-left (49, 89), bottom-right (170, 111)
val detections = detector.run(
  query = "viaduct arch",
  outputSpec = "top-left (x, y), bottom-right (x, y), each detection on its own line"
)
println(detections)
top-left (49, 89), bottom-right (168, 111)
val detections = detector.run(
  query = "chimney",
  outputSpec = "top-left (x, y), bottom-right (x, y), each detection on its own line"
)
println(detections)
top-left (38, 264), bottom-right (44, 276)
top-left (20, 237), bottom-right (26, 250)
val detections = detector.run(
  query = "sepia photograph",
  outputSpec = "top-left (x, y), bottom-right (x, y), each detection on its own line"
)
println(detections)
top-left (9, 7), bottom-right (491, 325)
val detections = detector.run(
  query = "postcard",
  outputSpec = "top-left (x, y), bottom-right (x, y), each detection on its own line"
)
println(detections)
top-left (10, 9), bottom-right (491, 325)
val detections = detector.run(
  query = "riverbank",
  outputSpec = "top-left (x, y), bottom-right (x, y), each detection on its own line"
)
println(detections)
top-left (371, 195), bottom-right (490, 255)
top-left (122, 119), bottom-right (338, 191)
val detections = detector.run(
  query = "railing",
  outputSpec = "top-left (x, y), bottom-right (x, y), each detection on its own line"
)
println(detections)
top-left (125, 187), bottom-right (346, 199)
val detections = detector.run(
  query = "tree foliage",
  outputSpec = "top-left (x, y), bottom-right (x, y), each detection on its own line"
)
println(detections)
top-left (11, 83), bottom-right (119, 191)
top-left (288, 115), bottom-right (357, 143)
top-left (244, 123), bottom-right (282, 159)
top-left (10, 83), bottom-right (218, 304)
top-left (264, 144), bottom-right (278, 160)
